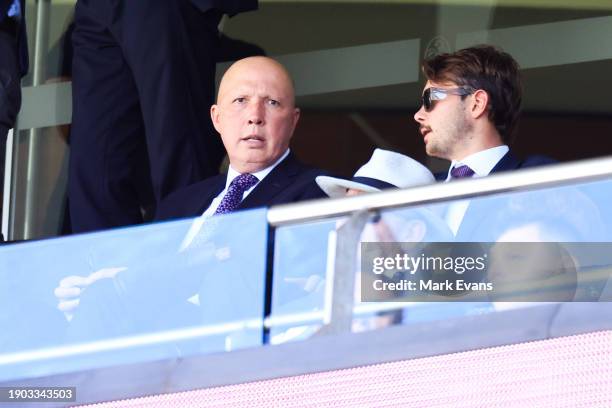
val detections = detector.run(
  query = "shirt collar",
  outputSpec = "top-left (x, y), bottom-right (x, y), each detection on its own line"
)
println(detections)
top-left (225, 149), bottom-right (290, 188)
top-left (446, 145), bottom-right (509, 180)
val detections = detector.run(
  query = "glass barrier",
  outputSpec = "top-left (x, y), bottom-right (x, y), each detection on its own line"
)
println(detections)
top-left (270, 177), bottom-right (612, 342)
top-left (269, 218), bottom-right (337, 344)
top-left (373, 179), bottom-right (612, 327)
top-left (0, 208), bottom-right (269, 382)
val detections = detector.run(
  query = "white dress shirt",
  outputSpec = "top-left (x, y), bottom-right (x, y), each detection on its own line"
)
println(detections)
top-left (444, 145), bottom-right (509, 235)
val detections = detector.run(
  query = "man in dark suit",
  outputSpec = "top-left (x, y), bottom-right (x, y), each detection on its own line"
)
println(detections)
top-left (413, 45), bottom-right (555, 238)
top-left (56, 57), bottom-right (328, 342)
top-left (68, 0), bottom-right (258, 234)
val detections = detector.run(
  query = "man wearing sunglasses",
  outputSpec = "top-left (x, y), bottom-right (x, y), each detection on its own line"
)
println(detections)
top-left (414, 45), bottom-right (555, 237)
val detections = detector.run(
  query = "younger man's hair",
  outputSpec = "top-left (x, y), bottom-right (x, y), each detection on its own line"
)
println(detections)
top-left (423, 45), bottom-right (522, 144)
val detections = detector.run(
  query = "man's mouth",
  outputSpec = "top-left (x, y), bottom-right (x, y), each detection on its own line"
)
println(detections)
top-left (420, 127), bottom-right (432, 139)
top-left (241, 135), bottom-right (264, 142)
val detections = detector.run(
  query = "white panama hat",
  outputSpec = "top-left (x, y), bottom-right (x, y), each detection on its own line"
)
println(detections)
top-left (316, 149), bottom-right (435, 198)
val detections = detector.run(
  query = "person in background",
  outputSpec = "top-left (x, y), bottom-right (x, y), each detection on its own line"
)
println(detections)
top-left (0, 0), bottom-right (27, 241)
top-left (68, 0), bottom-right (257, 234)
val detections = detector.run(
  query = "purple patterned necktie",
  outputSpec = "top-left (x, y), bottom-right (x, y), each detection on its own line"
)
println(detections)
top-left (214, 173), bottom-right (259, 215)
top-left (450, 164), bottom-right (475, 179)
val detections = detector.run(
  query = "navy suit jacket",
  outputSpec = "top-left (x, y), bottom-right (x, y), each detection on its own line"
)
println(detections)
top-left (437, 150), bottom-right (557, 240)
top-left (155, 153), bottom-right (329, 221)
top-left (488, 150), bottom-right (556, 174)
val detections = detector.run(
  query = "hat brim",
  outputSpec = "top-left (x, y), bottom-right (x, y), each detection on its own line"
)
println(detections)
top-left (316, 176), bottom-right (380, 198)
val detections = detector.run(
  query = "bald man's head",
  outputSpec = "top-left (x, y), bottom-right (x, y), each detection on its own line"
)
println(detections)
top-left (211, 57), bottom-right (300, 173)
top-left (217, 56), bottom-right (296, 105)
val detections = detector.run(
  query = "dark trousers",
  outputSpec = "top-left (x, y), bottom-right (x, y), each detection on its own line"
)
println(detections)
top-left (0, 17), bottom-right (22, 227)
top-left (69, 0), bottom-right (225, 233)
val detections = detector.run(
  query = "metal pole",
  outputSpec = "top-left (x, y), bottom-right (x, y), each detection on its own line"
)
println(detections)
top-left (318, 210), bottom-right (373, 335)
top-left (22, 0), bottom-right (51, 239)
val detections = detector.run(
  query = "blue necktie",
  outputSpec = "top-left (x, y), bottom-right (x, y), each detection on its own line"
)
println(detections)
top-left (214, 173), bottom-right (259, 215)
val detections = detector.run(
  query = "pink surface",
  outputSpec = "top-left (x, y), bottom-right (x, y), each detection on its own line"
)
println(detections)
top-left (78, 330), bottom-right (612, 408)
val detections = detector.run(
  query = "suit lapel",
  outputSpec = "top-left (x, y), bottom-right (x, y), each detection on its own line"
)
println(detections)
top-left (434, 171), bottom-right (447, 181)
top-left (194, 176), bottom-right (226, 215)
top-left (490, 150), bottom-right (521, 174)
top-left (238, 154), bottom-right (301, 210)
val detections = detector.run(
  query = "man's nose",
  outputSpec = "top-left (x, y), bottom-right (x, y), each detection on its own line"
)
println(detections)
top-left (247, 101), bottom-right (265, 125)
top-left (414, 105), bottom-right (426, 123)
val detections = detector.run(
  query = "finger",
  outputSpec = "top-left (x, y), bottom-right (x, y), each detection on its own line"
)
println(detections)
top-left (89, 266), bottom-right (128, 281)
top-left (59, 275), bottom-right (90, 288)
top-left (58, 298), bottom-right (80, 313)
top-left (284, 277), bottom-right (308, 285)
top-left (54, 286), bottom-right (81, 299)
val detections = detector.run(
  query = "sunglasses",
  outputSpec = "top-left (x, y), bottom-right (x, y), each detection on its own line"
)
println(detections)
top-left (421, 87), bottom-right (474, 112)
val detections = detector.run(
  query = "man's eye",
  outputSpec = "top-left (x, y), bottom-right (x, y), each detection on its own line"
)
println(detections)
top-left (233, 97), bottom-right (246, 104)
top-left (267, 99), bottom-right (280, 106)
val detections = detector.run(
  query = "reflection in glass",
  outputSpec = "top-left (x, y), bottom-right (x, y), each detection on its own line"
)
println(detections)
top-left (0, 209), bottom-right (268, 381)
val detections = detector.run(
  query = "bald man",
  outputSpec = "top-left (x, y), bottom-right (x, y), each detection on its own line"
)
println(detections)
top-left (155, 56), bottom-right (328, 221)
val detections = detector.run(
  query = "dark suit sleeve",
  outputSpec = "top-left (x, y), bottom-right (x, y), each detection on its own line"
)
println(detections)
top-left (267, 167), bottom-right (334, 206)
top-left (154, 174), bottom-right (226, 222)
top-left (491, 150), bottom-right (557, 174)
top-left (154, 187), bottom-right (202, 222)
top-left (154, 192), bottom-right (189, 222)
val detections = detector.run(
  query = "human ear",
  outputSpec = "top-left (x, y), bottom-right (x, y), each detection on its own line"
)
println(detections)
top-left (293, 107), bottom-right (300, 128)
top-left (210, 104), bottom-right (222, 133)
top-left (288, 107), bottom-right (301, 138)
top-left (470, 89), bottom-right (489, 119)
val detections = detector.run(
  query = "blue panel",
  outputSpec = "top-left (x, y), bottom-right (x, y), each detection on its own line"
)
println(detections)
top-left (270, 218), bottom-right (337, 343)
top-left (0, 208), bottom-right (269, 381)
